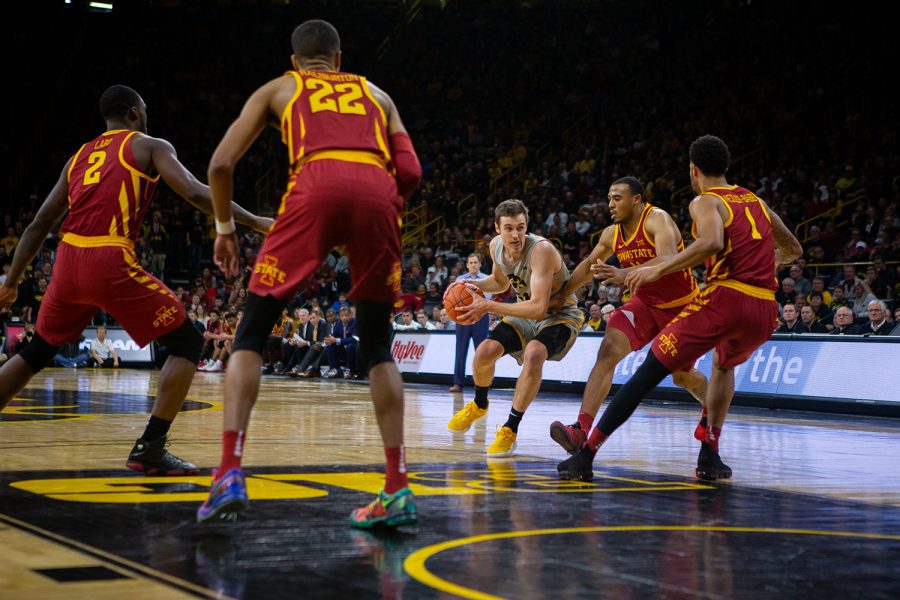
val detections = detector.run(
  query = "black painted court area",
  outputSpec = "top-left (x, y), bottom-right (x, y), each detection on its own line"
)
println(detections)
top-left (1, 462), bottom-right (899, 599)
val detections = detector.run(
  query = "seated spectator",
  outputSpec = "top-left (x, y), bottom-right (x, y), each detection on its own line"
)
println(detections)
top-left (799, 305), bottom-right (828, 333)
top-left (188, 309), bottom-right (206, 335)
top-left (329, 292), bottom-right (351, 314)
top-left (281, 308), bottom-right (313, 374)
top-left (789, 264), bottom-right (811, 296)
top-left (807, 277), bottom-right (832, 305)
top-left (583, 303), bottom-right (603, 332)
top-left (322, 306), bottom-right (358, 379)
top-left (834, 264), bottom-right (863, 297)
top-left (775, 303), bottom-right (805, 333)
top-left (89, 326), bottom-right (119, 368)
top-left (199, 310), bottom-right (221, 367)
top-left (426, 255), bottom-right (448, 288)
top-left (396, 283), bottom-right (424, 314)
top-left (864, 264), bottom-right (891, 301)
top-left (606, 283), bottom-right (623, 306)
top-left (861, 300), bottom-right (892, 336)
top-left (437, 308), bottom-right (455, 330)
top-left (808, 292), bottom-right (834, 327)
top-left (53, 335), bottom-right (91, 368)
top-left (262, 307), bottom-right (291, 374)
top-left (422, 282), bottom-right (444, 316)
top-left (829, 285), bottom-right (850, 310)
top-left (393, 308), bottom-right (421, 331)
top-left (793, 293), bottom-right (808, 310)
top-left (415, 309), bottom-right (437, 330)
top-left (776, 277), bottom-right (795, 306)
top-left (850, 281), bottom-right (877, 320)
top-left (200, 312), bottom-right (236, 372)
top-left (830, 306), bottom-right (863, 335)
top-left (294, 308), bottom-right (328, 378)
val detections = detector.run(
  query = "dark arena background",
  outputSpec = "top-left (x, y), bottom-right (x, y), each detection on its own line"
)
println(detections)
top-left (2, 1), bottom-right (900, 598)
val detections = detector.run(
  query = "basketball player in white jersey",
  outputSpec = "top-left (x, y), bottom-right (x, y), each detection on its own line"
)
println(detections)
top-left (445, 199), bottom-right (584, 456)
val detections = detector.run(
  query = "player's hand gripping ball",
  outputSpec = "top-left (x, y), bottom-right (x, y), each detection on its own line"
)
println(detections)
top-left (445, 283), bottom-right (485, 323)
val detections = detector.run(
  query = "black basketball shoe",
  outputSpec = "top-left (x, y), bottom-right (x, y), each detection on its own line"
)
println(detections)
top-left (127, 435), bottom-right (200, 475)
top-left (557, 445), bottom-right (596, 481)
top-left (695, 441), bottom-right (732, 481)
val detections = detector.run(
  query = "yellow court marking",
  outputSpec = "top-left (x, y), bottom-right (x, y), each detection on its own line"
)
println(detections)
top-left (404, 525), bottom-right (900, 600)
top-left (11, 469), bottom-right (711, 503)
top-left (11, 475), bottom-right (327, 503)
top-left (1, 395), bottom-right (221, 422)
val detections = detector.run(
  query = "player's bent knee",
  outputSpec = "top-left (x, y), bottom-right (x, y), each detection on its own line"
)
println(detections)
top-left (232, 293), bottom-right (286, 354)
top-left (672, 371), bottom-right (691, 387)
top-left (18, 332), bottom-right (61, 373)
top-left (522, 342), bottom-right (548, 367)
top-left (356, 301), bottom-right (394, 372)
top-left (158, 319), bottom-right (204, 365)
top-left (474, 339), bottom-right (504, 362)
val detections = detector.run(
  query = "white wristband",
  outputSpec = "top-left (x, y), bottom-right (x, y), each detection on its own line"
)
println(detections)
top-left (215, 218), bottom-right (236, 235)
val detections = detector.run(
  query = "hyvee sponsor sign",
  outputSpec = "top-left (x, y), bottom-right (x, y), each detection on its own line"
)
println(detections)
top-left (391, 336), bottom-right (428, 370)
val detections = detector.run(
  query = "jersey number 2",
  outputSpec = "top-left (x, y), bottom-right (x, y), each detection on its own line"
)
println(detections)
top-left (83, 151), bottom-right (107, 185)
top-left (306, 80), bottom-right (366, 115)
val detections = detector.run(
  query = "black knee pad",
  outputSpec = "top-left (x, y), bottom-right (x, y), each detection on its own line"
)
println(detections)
top-left (356, 301), bottom-right (394, 372)
top-left (232, 293), bottom-right (286, 354)
top-left (19, 332), bottom-right (61, 373)
top-left (157, 319), bottom-right (204, 365)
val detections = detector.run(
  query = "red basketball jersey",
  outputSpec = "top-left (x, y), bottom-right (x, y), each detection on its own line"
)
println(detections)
top-left (614, 204), bottom-right (698, 308)
top-left (698, 185), bottom-right (777, 291)
top-left (281, 70), bottom-right (392, 171)
top-left (63, 130), bottom-right (158, 244)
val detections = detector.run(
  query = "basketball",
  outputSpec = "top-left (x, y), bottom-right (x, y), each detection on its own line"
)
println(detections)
top-left (445, 283), bottom-right (485, 323)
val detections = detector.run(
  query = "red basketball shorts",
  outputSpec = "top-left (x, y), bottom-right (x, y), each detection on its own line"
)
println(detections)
top-left (606, 295), bottom-right (682, 352)
top-left (37, 242), bottom-right (185, 348)
top-left (248, 158), bottom-right (403, 304)
top-left (650, 283), bottom-right (779, 372)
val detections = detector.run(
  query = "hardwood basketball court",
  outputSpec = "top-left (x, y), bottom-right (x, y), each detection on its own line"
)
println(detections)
top-left (1, 368), bottom-right (899, 598)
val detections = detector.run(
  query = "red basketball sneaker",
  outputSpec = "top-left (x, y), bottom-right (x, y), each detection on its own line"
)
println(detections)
top-left (549, 421), bottom-right (587, 455)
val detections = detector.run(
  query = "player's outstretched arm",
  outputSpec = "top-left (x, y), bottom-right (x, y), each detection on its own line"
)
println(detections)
top-left (560, 226), bottom-right (615, 296)
top-left (625, 195), bottom-right (724, 294)
top-left (0, 162), bottom-right (70, 308)
top-left (595, 209), bottom-right (681, 284)
top-left (145, 137), bottom-right (272, 234)
top-left (761, 199), bottom-right (803, 265)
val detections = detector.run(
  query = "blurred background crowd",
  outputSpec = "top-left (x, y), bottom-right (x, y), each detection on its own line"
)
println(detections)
top-left (3, 0), bottom-right (898, 370)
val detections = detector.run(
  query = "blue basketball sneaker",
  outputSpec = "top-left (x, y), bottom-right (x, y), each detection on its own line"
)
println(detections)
top-left (197, 469), bottom-right (248, 524)
top-left (349, 488), bottom-right (417, 529)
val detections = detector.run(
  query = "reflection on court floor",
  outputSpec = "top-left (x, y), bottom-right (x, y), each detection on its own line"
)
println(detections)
top-left (1, 369), bottom-right (899, 598)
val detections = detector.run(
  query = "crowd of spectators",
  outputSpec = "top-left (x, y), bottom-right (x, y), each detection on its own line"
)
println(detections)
top-left (3, 1), bottom-right (899, 372)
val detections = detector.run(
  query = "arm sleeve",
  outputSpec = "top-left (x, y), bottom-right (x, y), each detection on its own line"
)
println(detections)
top-left (389, 132), bottom-right (422, 200)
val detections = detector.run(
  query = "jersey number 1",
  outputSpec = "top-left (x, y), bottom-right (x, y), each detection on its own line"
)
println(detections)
top-left (744, 207), bottom-right (763, 240)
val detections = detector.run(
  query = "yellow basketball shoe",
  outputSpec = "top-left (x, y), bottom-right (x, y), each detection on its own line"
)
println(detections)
top-left (487, 425), bottom-right (517, 457)
top-left (447, 401), bottom-right (487, 432)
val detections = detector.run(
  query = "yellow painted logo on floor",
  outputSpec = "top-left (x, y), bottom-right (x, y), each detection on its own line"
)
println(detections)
top-left (10, 467), bottom-right (710, 503)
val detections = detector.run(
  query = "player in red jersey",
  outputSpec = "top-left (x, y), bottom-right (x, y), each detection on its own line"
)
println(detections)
top-left (558, 135), bottom-right (802, 481)
top-left (548, 177), bottom-right (708, 455)
top-left (0, 85), bottom-right (271, 474)
top-left (197, 20), bottom-right (422, 528)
